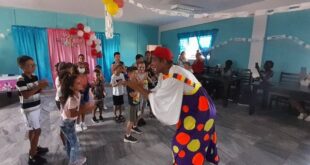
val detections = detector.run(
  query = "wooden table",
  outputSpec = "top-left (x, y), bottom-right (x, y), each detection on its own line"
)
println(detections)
top-left (200, 74), bottom-right (241, 106)
top-left (249, 82), bottom-right (310, 115)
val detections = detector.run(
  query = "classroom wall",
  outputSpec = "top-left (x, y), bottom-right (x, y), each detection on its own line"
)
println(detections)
top-left (263, 9), bottom-right (310, 81)
top-left (160, 18), bottom-right (254, 69)
top-left (0, 7), bottom-right (158, 74)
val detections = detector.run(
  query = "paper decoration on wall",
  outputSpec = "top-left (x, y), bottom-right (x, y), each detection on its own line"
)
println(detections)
top-left (207, 34), bottom-right (310, 52)
top-left (126, 0), bottom-right (310, 20)
top-left (105, 9), bottom-right (114, 39)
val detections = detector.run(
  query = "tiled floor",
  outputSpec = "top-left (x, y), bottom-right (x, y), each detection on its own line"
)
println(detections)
top-left (0, 89), bottom-right (309, 165)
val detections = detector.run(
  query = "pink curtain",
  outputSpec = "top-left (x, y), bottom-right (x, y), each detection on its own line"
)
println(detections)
top-left (47, 29), bottom-right (96, 82)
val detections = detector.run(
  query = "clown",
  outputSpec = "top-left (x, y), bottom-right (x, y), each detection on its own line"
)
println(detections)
top-left (126, 47), bottom-right (219, 165)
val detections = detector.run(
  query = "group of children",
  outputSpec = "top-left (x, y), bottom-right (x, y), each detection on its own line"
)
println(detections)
top-left (16, 51), bottom-right (158, 165)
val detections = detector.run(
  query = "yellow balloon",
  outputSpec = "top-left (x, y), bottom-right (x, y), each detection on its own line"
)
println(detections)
top-left (107, 2), bottom-right (119, 16)
top-left (102, 0), bottom-right (113, 5)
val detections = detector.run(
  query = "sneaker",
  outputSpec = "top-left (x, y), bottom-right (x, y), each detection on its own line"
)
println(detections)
top-left (297, 113), bottom-right (306, 120)
top-left (304, 115), bottom-right (310, 122)
top-left (92, 117), bottom-right (99, 123)
top-left (131, 127), bottom-right (143, 135)
top-left (114, 116), bottom-right (121, 123)
top-left (124, 135), bottom-right (138, 143)
top-left (137, 118), bottom-right (146, 127)
top-left (75, 124), bottom-right (82, 132)
top-left (70, 156), bottom-right (87, 165)
top-left (81, 122), bottom-right (88, 130)
top-left (119, 115), bottom-right (126, 122)
top-left (104, 105), bottom-right (108, 110)
top-left (99, 116), bottom-right (104, 121)
top-left (28, 155), bottom-right (47, 165)
top-left (37, 146), bottom-right (49, 155)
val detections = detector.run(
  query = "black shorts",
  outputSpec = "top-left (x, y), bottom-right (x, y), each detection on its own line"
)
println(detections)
top-left (113, 95), bottom-right (124, 105)
top-left (55, 100), bottom-right (61, 110)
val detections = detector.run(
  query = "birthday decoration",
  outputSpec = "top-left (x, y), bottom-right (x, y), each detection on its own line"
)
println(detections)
top-left (207, 34), bottom-right (310, 52)
top-left (127, 0), bottom-right (310, 20)
top-left (67, 23), bottom-right (102, 58)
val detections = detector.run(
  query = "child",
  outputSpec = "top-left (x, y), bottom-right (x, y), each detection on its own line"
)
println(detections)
top-left (94, 65), bottom-right (107, 110)
top-left (76, 62), bottom-right (90, 132)
top-left (16, 55), bottom-right (49, 165)
top-left (111, 52), bottom-right (125, 73)
top-left (60, 73), bottom-right (94, 165)
top-left (91, 69), bottom-right (105, 123)
top-left (147, 66), bottom-right (158, 118)
top-left (111, 64), bottom-right (126, 123)
top-left (136, 62), bottom-right (148, 126)
top-left (124, 67), bottom-right (143, 143)
top-left (183, 62), bottom-right (193, 73)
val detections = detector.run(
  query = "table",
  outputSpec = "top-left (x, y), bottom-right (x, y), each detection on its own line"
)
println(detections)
top-left (249, 82), bottom-right (310, 115)
top-left (0, 76), bottom-right (19, 92)
top-left (200, 74), bottom-right (241, 106)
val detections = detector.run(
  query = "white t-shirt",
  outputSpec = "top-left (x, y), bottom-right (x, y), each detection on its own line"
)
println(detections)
top-left (61, 93), bottom-right (81, 120)
top-left (149, 65), bottom-right (199, 125)
top-left (110, 73), bottom-right (125, 96)
top-left (55, 76), bottom-right (61, 101)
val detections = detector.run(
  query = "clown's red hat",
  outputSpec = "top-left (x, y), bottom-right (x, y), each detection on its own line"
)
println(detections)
top-left (152, 47), bottom-right (173, 62)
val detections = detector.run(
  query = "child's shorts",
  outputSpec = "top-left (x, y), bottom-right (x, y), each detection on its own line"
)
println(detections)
top-left (80, 85), bottom-right (90, 105)
top-left (21, 108), bottom-right (41, 130)
top-left (113, 95), bottom-right (124, 105)
top-left (129, 105), bottom-right (138, 122)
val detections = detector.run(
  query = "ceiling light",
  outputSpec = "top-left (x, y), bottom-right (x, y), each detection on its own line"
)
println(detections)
top-left (171, 4), bottom-right (203, 13)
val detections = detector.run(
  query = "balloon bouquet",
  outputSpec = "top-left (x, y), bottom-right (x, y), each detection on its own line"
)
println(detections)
top-left (69, 23), bottom-right (103, 58)
top-left (102, 0), bottom-right (124, 39)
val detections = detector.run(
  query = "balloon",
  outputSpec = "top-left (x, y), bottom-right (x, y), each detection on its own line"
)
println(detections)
top-left (96, 45), bottom-right (102, 52)
top-left (102, 0), bottom-right (113, 5)
top-left (91, 41), bottom-right (96, 48)
top-left (83, 33), bottom-right (90, 40)
top-left (77, 23), bottom-right (84, 30)
top-left (77, 30), bottom-right (84, 37)
top-left (113, 8), bottom-right (123, 18)
top-left (97, 52), bottom-right (103, 58)
top-left (86, 40), bottom-right (93, 46)
top-left (95, 39), bottom-right (101, 45)
top-left (69, 28), bottom-right (78, 35)
top-left (114, 0), bottom-right (124, 8)
top-left (84, 26), bottom-right (91, 33)
top-left (90, 33), bottom-right (96, 40)
top-left (91, 49), bottom-right (97, 56)
top-left (107, 2), bottom-right (119, 16)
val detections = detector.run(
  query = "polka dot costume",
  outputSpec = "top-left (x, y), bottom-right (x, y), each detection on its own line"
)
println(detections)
top-left (164, 73), bottom-right (219, 165)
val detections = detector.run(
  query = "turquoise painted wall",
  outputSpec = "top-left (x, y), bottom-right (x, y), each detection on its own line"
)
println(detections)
top-left (263, 9), bottom-right (310, 82)
top-left (0, 7), bottom-right (158, 74)
top-left (161, 18), bottom-right (254, 69)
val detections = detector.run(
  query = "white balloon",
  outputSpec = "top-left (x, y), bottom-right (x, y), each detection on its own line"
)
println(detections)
top-left (113, 8), bottom-right (123, 18)
top-left (90, 34), bottom-right (96, 40)
top-left (95, 45), bottom-right (102, 52)
top-left (84, 26), bottom-right (91, 33)
top-left (95, 39), bottom-right (101, 45)
top-left (86, 40), bottom-right (93, 46)
top-left (77, 30), bottom-right (84, 37)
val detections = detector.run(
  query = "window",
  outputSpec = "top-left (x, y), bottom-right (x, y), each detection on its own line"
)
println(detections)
top-left (179, 35), bottom-right (212, 60)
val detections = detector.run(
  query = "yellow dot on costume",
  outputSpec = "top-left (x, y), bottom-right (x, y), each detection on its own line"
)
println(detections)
top-left (184, 116), bottom-right (196, 131)
top-left (187, 139), bottom-right (201, 152)
top-left (204, 119), bottom-right (214, 132)
top-left (173, 145), bottom-right (179, 153)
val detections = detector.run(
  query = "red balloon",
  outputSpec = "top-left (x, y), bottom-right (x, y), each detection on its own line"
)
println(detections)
top-left (91, 41), bottom-right (96, 48)
top-left (69, 28), bottom-right (77, 35)
top-left (97, 52), bottom-right (102, 58)
top-left (91, 49), bottom-right (97, 56)
top-left (83, 33), bottom-right (90, 40)
top-left (114, 0), bottom-right (124, 8)
top-left (77, 23), bottom-right (84, 30)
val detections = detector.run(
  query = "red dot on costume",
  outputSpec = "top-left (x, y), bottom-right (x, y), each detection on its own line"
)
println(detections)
top-left (198, 96), bottom-right (209, 112)
top-left (176, 120), bottom-right (182, 129)
top-left (178, 150), bottom-right (186, 158)
top-left (212, 132), bottom-right (217, 144)
top-left (182, 105), bottom-right (189, 113)
top-left (192, 152), bottom-right (204, 165)
top-left (197, 124), bottom-right (204, 131)
top-left (176, 132), bottom-right (191, 145)
top-left (177, 74), bottom-right (182, 80)
top-left (204, 134), bottom-right (210, 141)
top-left (215, 155), bottom-right (219, 162)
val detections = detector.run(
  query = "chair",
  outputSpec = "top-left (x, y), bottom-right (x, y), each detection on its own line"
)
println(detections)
top-left (236, 69), bottom-right (252, 105)
top-left (269, 72), bottom-right (300, 108)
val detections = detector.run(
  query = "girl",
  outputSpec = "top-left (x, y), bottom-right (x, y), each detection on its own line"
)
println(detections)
top-left (136, 62), bottom-right (149, 125)
top-left (60, 73), bottom-right (94, 165)
top-left (178, 51), bottom-right (187, 67)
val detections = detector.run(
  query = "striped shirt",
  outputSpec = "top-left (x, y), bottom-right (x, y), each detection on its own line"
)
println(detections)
top-left (16, 74), bottom-right (41, 112)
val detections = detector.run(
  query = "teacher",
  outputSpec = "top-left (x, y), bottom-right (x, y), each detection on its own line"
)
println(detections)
top-left (126, 47), bottom-right (219, 165)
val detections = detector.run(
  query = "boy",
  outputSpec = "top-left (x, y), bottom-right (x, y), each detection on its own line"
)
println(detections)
top-left (111, 52), bottom-right (125, 73)
top-left (91, 69), bottom-right (105, 123)
top-left (111, 64), bottom-right (126, 123)
top-left (16, 55), bottom-right (49, 165)
top-left (132, 54), bottom-right (144, 67)
top-left (124, 67), bottom-right (143, 143)
top-left (94, 65), bottom-right (107, 110)
top-left (136, 62), bottom-right (148, 126)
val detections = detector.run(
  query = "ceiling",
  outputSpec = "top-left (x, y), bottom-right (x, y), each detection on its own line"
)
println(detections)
top-left (0, 0), bottom-right (308, 26)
